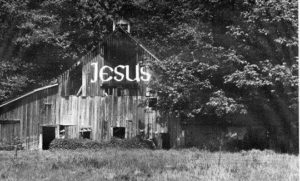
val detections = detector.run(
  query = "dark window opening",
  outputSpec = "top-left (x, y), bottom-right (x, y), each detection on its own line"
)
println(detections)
top-left (146, 89), bottom-right (156, 97)
top-left (104, 88), bottom-right (113, 96)
top-left (117, 88), bottom-right (123, 96)
top-left (113, 127), bottom-right (125, 139)
top-left (59, 125), bottom-right (65, 139)
top-left (42, 126), bottom-right (55, 150)
top-left (80, 132), bottom-right (91, 139)
top-left (79, 128), bottom-right (91, 139)
top-left (129, 89), bottom-right (137, 96)
top-left (148, 98), bottom-right (157, 108)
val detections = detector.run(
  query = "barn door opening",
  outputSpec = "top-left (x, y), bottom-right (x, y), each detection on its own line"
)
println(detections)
top-left (161, 133), bottom-right (171, 149)
top-left (113, 127), bottom-right (125, 139)
top-left (80, 127), bottom-right (92, 139)
top-left (42, 126), bottom-right (55, 150)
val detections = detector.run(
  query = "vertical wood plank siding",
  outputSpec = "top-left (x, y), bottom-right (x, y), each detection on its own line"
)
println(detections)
top-left (0, 121), bottom-right (20, 146)
top-left (0, 91), bottom-right (164, 149)
top-left (55, 95), bottom-right (159, 141)
top-left (0, 86), bottom-right (58, 149)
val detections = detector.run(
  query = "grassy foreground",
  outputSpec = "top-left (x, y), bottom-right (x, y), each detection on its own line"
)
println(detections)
top-left (0, 149), bottom-right (298, 181)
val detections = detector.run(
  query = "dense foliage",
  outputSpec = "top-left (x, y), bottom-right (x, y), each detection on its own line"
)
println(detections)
top-left (0, 0), bottom-right (298, 152)
top-left (49, 137), bottom-right (154, 150)
top-left (148, 0), bottom-right (298, 152)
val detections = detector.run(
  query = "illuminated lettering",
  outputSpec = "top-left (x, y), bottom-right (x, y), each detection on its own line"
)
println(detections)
top-left (100, 65), bottom-right (113, 82)
top-left (141, 67), bottom-right (151, 81)
top-left (90, 64), bottom-right (151, 82)
top-left (91, 63), bottom-right (98, 83)
top-left (114, 65), bottom-right (125, 81)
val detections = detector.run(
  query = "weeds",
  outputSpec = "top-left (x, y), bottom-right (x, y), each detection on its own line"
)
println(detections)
top-left (0, 149), bottom-right (298, 181)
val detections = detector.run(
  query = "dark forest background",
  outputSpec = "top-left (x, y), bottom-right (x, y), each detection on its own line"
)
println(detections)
top-left (0, 0), bottom-right (298, 152)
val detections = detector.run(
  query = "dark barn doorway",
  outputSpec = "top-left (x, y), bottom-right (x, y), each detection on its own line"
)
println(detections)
top-left (113, 127), bottom-right (125, 139)
top-left (161, 133), bottom-right (171, 149)
top-left (81, 131), bottom-right (91, 139)
top-left (42, 126), bottom-right (55, 150)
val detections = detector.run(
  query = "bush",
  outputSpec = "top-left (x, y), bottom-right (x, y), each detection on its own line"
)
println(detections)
top-left (0, 138), bottom-right (24, 151)
top-left (0, 145), bottom-right (24, 151)
top-left (49, 136), bottom-right (154, 150)
top-left (49, 139), bottom-right (101, 150)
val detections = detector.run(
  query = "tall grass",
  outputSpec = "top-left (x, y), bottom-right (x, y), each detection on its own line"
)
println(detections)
top-left (0, 149), bottom-right (298, 181)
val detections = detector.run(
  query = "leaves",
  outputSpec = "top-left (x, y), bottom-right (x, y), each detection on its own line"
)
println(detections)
top-left (224, 64), bottom-right (273, 89)
top-left (205, 90), bottom-right (247, 117)
top-left (145, 0), bottom-right (298, 131)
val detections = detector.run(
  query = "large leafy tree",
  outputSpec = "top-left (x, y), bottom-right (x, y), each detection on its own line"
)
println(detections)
top-left (0, 1), bottom-right (33, 101)
top-left (141, 0), bottom-right (298, 152)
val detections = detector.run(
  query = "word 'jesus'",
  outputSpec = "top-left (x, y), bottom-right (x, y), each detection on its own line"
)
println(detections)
top-left (90, 63), bottom-right (151, 83)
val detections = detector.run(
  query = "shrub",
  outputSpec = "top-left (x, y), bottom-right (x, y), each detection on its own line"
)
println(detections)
top-left (0, 144), bottom-right (24, 151)
top-left (49, 136), bottom-right (154, 150)
top-left (0, 145), bottom-right (24, 151)
top-left (49, 139), bottom-right (84, 150)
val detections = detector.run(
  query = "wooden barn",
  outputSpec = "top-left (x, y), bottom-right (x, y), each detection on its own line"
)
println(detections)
top-left (0, 20), bottom-right (274, 151)
top-left (0, 20), bottom-right (186, 150)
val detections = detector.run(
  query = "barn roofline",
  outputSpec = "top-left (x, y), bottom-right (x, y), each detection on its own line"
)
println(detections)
top-left (97, 25), bottom-right (161, 62)
top-left (118, 26), bottom-right (161, 62)
top-left (0, 84), bottom-right (58, 108)
top-left (65, 25), bottom-right (161, 72)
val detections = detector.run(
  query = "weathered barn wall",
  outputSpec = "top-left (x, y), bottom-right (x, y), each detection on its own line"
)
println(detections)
top-left (0, 85), bottom-right (58, 149)
top-left (0, 88), bottom-right (166, 150)
top-left (0, 120), bottom-right (20, 147)
top-left (56, 95), bottom-right (165, 141)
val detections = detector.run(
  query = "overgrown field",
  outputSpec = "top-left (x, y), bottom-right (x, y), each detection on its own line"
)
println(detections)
top-left (0, 149), bottom-right (298, 181)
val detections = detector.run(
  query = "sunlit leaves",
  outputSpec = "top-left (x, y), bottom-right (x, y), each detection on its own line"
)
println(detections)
top-left (205, 90), bottom-right (247, 117)
top-left (224, 64), bottom-right (273, 89)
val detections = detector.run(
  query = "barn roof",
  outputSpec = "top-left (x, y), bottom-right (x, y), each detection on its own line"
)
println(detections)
top-left (0, 25), bottom-right (161, 108)
top-left (0, 84), bottom-right (58, 108)
top-left (119, 27), bottom-right (160, 62)
top-left (64, 26), bottom-right (161, 72)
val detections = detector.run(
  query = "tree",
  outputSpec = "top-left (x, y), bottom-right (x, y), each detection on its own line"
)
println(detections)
top-left (140, 0), bottom-right (298, 152)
